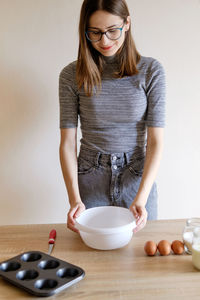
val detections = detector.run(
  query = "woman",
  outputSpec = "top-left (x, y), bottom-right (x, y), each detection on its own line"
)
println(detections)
top-left (59, 0), bottom-right (165, 234)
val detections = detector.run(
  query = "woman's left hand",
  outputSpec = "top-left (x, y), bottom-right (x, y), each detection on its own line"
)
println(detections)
top-left (129, 201), bottom-right (148, 233)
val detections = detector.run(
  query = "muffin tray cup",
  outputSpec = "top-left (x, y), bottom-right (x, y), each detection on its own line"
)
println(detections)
top-left (0, 251), bottom-right (85, 297)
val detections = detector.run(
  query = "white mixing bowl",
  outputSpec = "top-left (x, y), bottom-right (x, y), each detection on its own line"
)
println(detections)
top-left (75, 206), bottom-right (136, 250)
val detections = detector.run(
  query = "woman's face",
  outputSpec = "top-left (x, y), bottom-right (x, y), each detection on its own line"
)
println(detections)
top-left (88, 10), bottom-right (130, 57)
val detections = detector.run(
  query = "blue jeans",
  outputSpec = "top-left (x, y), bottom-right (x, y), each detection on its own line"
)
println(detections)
top-left (78, 145), bottom-right (157, 220)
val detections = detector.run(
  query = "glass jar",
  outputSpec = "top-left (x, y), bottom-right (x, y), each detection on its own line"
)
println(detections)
top-left (192, 227), bottom-right (200, 270)
top-left (182, 218), bottom-right (200, 254)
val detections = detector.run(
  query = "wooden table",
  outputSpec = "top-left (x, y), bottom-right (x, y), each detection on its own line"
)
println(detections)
top-left (0, 220), bottom-right (200, 300)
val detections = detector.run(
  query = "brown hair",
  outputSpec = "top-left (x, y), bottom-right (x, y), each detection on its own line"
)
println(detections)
top-left (76, 0), bottom-right (141, 97)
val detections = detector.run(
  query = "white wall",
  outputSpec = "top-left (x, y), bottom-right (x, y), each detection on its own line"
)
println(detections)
top-left (0, 0), bottom-right (200, 225)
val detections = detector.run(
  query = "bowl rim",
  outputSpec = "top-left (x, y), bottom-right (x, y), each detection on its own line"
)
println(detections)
top-left (75, 206), bottom-right (136, 235)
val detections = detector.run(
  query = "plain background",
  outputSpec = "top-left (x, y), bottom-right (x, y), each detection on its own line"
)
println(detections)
top-left (0, 0), bottom-right (200, 225)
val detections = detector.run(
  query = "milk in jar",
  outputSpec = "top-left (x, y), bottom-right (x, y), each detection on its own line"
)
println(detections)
top-left (183, 218), bottom-right (200, 254)
top-left (192, 227), bottom-right (200, 270)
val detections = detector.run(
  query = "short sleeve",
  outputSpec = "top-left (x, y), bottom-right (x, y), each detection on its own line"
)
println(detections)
top-left (59, 62), bottom-right (79, 128)
top-left (145, 59), bottom-right (166, 127)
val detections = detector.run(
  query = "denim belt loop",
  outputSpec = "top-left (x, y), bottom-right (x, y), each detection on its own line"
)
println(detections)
top-left (124, 152), bottom-right (129, 165)
top-left (95, 152), bottom-right (101, 167)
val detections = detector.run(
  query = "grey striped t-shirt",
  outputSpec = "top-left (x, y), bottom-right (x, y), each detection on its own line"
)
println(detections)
top-left (59, 55), bottom-right (165, 154)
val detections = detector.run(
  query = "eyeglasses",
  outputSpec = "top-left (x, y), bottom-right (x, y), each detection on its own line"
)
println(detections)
top-left (85, 22), bottom-right (124, 42)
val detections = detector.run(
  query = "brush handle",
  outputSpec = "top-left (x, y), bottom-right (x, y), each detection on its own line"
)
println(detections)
top-left (48, 229), bottom-right (56, 244)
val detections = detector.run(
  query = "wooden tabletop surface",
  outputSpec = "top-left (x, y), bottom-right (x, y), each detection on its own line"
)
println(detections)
top-left (0, 219), bottom-right (200, 300)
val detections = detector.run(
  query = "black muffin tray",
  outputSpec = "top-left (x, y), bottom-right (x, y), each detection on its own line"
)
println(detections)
top-left (0, 251), bottom-right (85, 297)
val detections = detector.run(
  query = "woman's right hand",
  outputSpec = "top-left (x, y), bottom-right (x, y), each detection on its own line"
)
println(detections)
top-left (67, 202), bottom-right (85, 233)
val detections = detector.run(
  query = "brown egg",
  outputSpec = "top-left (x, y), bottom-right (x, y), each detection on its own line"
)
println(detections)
top-left (157, 240), bottom-right (171, 256)
top-left (144, 241), bottom-right (157, 256)
top-left (171, 240), bottom-right (184, 255)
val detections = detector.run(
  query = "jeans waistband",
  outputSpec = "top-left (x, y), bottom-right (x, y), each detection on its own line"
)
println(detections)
top-left (79, 145), bottom-right (145, 168)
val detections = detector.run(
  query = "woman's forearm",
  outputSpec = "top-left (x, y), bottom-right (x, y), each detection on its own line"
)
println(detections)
top-left (59, 129), bottom-right (82, 206)
top-left (135, 127), bottom-right (164, 205)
